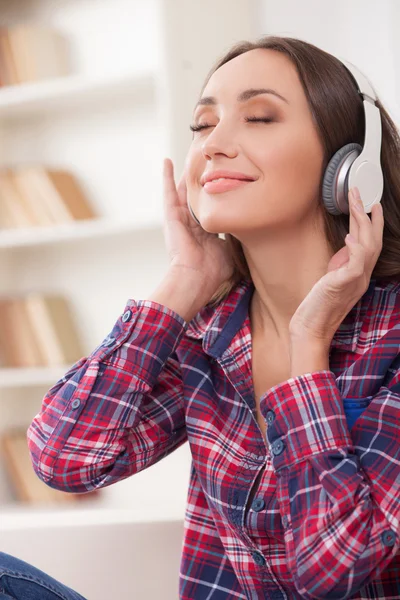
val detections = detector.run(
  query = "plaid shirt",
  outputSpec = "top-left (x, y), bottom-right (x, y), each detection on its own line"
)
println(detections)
top-left (27, 276), bottom-right (400, 599)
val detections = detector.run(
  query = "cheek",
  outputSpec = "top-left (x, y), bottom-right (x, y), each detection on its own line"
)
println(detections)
top-left (257, 130), bottom-right (323, 197)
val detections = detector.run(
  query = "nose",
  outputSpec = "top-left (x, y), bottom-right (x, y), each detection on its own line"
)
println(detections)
top-left (201, 122), bottom-right (238, 161)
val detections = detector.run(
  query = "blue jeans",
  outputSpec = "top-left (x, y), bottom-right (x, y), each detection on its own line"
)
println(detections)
top-left (0, 552), bottom-right (87, 600)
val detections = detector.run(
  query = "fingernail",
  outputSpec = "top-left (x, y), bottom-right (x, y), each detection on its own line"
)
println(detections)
top-left (352, 187), bottom-right (360, 199)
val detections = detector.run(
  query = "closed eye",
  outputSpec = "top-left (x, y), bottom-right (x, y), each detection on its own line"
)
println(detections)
top-left (189, 117), bottom-right (274, 133)
top-left (245, 117), bottom-right (274, 124)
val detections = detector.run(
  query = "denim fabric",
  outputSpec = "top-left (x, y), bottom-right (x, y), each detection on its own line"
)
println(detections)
top-left (0, 553), bottom-right (87, 600)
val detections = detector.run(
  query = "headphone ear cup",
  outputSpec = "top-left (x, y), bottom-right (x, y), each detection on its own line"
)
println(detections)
top-left (322, 143), bottom-right (362, 215)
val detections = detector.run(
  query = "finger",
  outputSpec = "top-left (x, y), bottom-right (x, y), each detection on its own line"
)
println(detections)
top-left (163, 158), bottom-right (180, 210)
top-left (342, 233), bottom-right (366, 279)
top-left (349, 189), bottom-right (384, 270)
top-left (176, 168), bottom-right (187, 204)
top-left (371, 201), bottom-right (384, 251)
top-left (348, 188), bottom-right (360, 242)
top-left (349, 187), bottom-right (376, 253)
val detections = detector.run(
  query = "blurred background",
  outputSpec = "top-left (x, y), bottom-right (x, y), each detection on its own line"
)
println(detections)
top-left (0, 0), bottom-right (398, 598)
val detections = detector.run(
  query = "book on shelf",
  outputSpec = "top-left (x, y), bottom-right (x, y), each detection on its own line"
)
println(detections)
top-left (0, 24), bottom-right (71, 87)
top-left (0, 166), bottom-right (97, 230)
top-left (0, 293), bottom-right (85, 368)
top-left (2, 428), bottom-right (99, 504)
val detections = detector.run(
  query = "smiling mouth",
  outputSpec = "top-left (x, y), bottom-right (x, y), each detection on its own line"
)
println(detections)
top-left (203, 178), bottom-right (256, 193)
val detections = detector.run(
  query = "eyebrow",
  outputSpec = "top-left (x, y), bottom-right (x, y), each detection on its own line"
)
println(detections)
top-left (194, 87), bottom-right (289, 111)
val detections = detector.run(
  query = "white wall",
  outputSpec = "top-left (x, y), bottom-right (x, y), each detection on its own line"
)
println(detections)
top-left (1, 516), bottom-right (184, 600)
top-left (254, 0), bottom-right (400, 122)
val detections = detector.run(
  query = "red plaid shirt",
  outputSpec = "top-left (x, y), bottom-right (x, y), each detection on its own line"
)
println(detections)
top-left (27, 276), bottom-right (400, 599)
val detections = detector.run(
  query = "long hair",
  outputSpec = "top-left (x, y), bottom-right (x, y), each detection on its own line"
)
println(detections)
top-left (197, 36), bottom-right (400, 308)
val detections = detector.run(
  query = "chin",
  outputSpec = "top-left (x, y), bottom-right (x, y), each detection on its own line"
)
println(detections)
top-left (197, 218), bottom-right (224, 234)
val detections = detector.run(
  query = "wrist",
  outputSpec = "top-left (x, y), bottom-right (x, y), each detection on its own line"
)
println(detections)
top-left (289, 337), bottom-right (330, 378)
top-left (148, 268), bottom-right (211, 323)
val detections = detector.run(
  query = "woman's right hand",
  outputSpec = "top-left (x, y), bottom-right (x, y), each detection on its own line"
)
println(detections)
top-left (162, 158), bottom-right (235, 301)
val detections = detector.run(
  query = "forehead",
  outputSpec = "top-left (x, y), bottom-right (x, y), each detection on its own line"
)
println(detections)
top-left (200, 48), bottom-right (304, 107)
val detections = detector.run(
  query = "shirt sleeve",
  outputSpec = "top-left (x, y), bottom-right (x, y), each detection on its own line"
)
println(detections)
top-left (259, 366), bottom-right (400, 600)
top-left (27, 299), bottom-right (188, 493)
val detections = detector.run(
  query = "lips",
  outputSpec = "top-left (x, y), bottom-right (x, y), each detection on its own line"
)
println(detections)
top-left (200, 170), bottom-right (257, 186)
top-left (203, 178), bottom-right (256, 194)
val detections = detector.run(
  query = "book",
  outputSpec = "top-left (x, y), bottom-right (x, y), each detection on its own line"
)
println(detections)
top-left (0, 294), bottom-right (85, 367)
top-left (13, 166), bottom-right (75, 225)
top-left (24, 293), bottom-right (85, 366)
top-left (0, 170), bottom-right (35, 228)
top-left (11, 167), bottom-right (61, 226)
top-left (0, 167), bottom-right (97, 229)
top-left (0, 299), bottom-right (21, 367)
top-left (0, 175), bottom-right (20, 229)
top-left (0, 28), bottom-right (20, 85)
top-left (6, 24), bottom-right (71, 84)
top-left (4, 298), bottom-right (44, 367)
top-left (46, 170), bottom-right (97, 221)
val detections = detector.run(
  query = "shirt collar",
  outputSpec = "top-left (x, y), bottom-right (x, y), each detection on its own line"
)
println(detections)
top-left (185, 277), bottom-right (377, 359)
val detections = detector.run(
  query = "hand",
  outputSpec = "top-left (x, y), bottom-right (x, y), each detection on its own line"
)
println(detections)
top-left (162, 158), bottom-right (235, 300)
top-left (289, 187), bottom-right (384, 348)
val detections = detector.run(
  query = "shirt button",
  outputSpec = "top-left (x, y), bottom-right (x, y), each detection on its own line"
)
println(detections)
top-left (103, 336), bottom-right (115, 347)
top-left (382, 530), bottom-right (396, 547)
top-left (271, 439), bottom-right (285, 456)
top-left (122, 309), bottom-right (132, 323)
top-left (71, 399), bottom-right (80, 409)
top-left (282, 515), bottom-right (289, 528)
top-left (251, 550), bottom-right (266, 566)
top-left (266, 410), bottom-right (275, 425)
top-left (252, 498), bottom-right (265, 512)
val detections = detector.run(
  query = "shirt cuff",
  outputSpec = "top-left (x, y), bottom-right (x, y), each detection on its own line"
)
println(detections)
top-left (259, 370), bottom-right (353, 472)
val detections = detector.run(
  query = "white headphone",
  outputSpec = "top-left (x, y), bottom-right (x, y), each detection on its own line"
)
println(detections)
top-left (322, 58), bottom-right (383, 215)
top-left (188, 57), bottom-right (383, 225)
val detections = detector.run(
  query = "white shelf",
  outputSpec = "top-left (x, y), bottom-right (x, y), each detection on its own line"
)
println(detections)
top-left (0, 216), bottom-right (163, 249)
top-left (0, 365), bottom-right (74, 389)
top-left (0, 501), bottom-right (185, 531)
top-left (0, 70), bottom-right (157, 118)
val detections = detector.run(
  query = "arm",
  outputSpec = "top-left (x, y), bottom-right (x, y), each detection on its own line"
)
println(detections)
top-left (27, 299), bottom-right (188, 493)
top-left (259, 338), bottom-right (400, 600)
top-left (27, 271), bottom-right (210, 494)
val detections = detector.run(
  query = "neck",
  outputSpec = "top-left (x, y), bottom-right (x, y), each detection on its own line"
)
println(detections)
top-left (244, 216), bottom-right (333, 341)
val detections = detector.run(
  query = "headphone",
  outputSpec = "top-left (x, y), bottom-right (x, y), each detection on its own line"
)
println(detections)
top-left (187, 57), bottom-right (383, 226)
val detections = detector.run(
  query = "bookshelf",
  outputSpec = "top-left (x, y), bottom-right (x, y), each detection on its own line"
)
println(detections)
top-left (0, 215), bottom-right (163, 249)
top-left (0, 70), bottom-right (155, 118)
top-left (0, 365), bottom-right (72, 389)
top-left (0, 0), bottom-right (254, 591)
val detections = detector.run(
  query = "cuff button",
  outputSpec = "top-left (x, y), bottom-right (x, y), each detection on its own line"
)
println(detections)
top-left (122, 310), bottom-right (132, 323)
top-left (382, 530), bottom-right (396, 547)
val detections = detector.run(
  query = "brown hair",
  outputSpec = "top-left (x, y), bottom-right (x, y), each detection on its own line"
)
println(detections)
top-left (198, 36), bottom-right (400, 307)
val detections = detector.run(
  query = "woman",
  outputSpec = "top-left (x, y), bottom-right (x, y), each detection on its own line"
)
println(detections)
top-left (5, 35), bottom-right (399, 599)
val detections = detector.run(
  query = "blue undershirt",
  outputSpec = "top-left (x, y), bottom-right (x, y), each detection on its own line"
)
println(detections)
top-left (342, 397), bottom-right (373, 430)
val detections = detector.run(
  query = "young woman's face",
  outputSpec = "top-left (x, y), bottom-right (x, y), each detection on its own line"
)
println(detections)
top-left (185, 48), bottom-right (326, 239)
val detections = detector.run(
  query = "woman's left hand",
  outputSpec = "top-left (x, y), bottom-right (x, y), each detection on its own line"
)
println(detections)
top-left (289, 187), bottom-right (384, 349)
